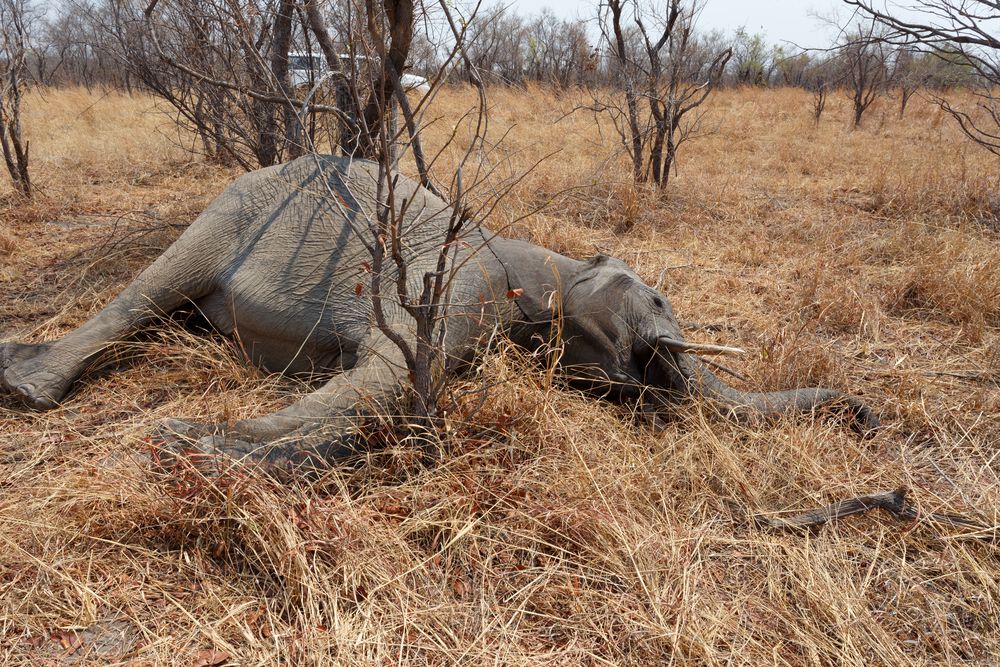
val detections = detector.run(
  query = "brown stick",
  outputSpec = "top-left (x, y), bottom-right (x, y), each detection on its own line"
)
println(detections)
top-left (755, 487), bottom-right (998, 541)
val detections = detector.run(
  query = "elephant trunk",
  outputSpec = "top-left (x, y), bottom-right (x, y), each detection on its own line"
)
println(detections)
top-left (652, 339), bottom-right (880, 436)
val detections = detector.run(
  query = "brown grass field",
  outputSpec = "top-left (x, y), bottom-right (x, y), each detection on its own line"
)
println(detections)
top-left (0, 84), bottom-right (998, 665)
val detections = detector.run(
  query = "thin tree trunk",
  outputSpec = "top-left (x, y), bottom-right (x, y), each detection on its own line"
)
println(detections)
top-left (303, 0), bottom-right (358, 157)
top-left (899, 88), bottom-right (914, 117)
top-left (0, 122), bottom-right (30, 197)
top-left (271, 0), bottom-right (299, 159)
top-left (255, 0), bottom-right (295, 165)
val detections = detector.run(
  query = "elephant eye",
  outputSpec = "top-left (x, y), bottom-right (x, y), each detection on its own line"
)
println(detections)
top-left (652, 296), bottom-right (665, 309)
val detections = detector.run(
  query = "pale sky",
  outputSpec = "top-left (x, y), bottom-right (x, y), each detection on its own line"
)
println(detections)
top-left (508, 0), bottom-right (847, 48)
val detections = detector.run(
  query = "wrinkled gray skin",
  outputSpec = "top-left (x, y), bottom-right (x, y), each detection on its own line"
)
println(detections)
top-left (1, 156), bottom-right (878, 476)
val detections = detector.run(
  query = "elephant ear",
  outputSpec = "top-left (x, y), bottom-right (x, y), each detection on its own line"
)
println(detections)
top-left (491, 239), bottom-right (576, 323)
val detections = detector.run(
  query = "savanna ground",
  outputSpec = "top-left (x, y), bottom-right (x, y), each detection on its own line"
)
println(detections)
top-left (0, 84), bottom-right (998, 665)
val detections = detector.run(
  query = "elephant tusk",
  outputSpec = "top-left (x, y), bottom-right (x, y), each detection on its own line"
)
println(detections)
top-left (657, 335), bottom-right (745, 356)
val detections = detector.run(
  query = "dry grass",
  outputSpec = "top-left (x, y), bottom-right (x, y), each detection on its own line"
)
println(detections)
top-left (1, 84), bottom-right (998, 665)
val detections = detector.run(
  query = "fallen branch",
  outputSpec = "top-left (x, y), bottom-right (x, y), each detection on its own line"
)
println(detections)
top-left (755, 487), bottom-right (998, 542)
top-left (922, 370), bottom-right (997, 384)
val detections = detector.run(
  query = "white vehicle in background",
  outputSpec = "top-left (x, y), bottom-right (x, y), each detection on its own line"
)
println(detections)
top-left (288, 52), bottom-right (430, 95)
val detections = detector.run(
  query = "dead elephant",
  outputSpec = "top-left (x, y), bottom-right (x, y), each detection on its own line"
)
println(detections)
top-left (1, 156), bottom-right (879, 476)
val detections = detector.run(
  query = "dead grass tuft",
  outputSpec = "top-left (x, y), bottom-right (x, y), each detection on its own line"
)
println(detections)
top-left (886, 257), bottom-right (999, 342)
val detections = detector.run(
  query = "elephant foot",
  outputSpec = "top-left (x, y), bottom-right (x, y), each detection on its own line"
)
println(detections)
top-left (150, 418), bottom-right (357, 482)
top-left (156, 418), bottom-right (217, 443)
top-left (1, 343), bottom-right (66, 410)
top-left (150, 422), bottom-right (260, 480)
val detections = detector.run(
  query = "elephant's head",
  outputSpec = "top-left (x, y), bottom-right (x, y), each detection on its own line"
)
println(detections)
top-left (505, 248), bottom-right (879, 435)
top-left (543, 255), bottom-right (684, 398)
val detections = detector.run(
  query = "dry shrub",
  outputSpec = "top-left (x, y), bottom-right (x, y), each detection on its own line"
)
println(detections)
top-left (752, 328), bottom-right (850, 391)
top-left (807, 280), bottom-right (884, 339)
top-left (554, 180), bottom-right (650, 233)
top-left (882, 234), bottom-right (999, 342)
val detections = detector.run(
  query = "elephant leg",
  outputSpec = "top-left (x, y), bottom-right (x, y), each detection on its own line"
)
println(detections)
top-left (152, 421), bottom-right (367, 481)
top-left (2, 235), bottom-right (219, 409)
top-left (153, 331), bottom-right (409, 479)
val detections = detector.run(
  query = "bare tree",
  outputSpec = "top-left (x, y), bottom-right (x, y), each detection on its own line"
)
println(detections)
top-left (407, 28), bottom-right (442, 76)
top-left (893, 46), bottom-right (923, 116)
top-left (90, 0), bottom-right (297, 169)
top-left (801, 52), bottom-right (843, 123)
top-left (812, 79), bottom-right (830, 123)
top-left (457, 5), bottom-right (596, 87)
top-left (93, 0), bottom-right (387, 168)
top-left (591, 0), bottom-right (730, 188)
top-left (460, 5), bottom-right (513, 82)
top-left (774, 48), bottom-right (812, 88)
top-left (310, 0), bottom-right (531, 439)
top-left (524, 9), bottom-right (591, 86)
top-left (33, 2), bottom-right (132, 90)
top-left (840, 20), bottom-right (896, 128)
top-left (728, 27), bottom-right (777, 86)
top-left (845, 0), bottom-right (1000, 154)
top-left (0, 0), bottom-right (33, 198)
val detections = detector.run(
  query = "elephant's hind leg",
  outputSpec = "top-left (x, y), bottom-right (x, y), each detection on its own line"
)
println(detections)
top-left (153, 419), bottom-right (365, 482)
top-left (152, 332), bottom-right (409, 479)
top-left (2, 235), bottom-right (220, 409)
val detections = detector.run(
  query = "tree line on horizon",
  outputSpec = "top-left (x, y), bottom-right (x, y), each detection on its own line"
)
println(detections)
top-left (28, 2), bottom-right (981, 95)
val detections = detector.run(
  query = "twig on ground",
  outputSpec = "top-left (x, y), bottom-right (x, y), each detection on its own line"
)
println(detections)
top-left (755, 487), bottom-right (998, 542)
